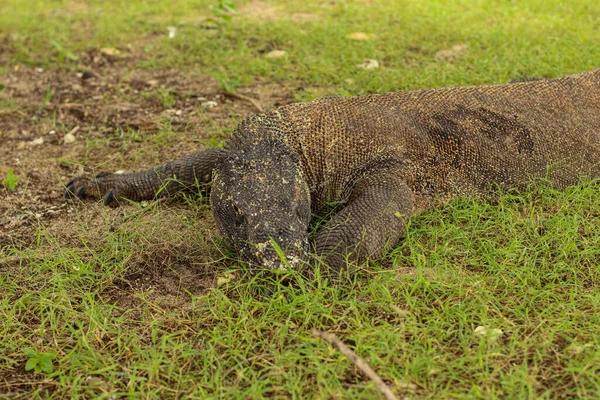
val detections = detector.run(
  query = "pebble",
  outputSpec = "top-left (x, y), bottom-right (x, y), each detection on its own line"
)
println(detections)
top-left (63, 133), bottom-right (76, 144)
top-left (200, 101), bottom-right (218, 109)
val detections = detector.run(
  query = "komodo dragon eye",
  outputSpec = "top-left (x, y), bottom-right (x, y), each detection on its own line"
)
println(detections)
top-left (214, 200), bottom-right (246, 232)
top-left (228, 202), bottom-right (246, 227)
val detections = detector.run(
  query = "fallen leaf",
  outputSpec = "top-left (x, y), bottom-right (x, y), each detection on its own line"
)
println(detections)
top-left (200, 101), bottom-right (218, 109)
top-left (100, 47), bottom-right (121, 56)
top-left (566, 343), bottom-right (594, 355)
top-left (264, 50), bottom-right (287, 59)
top-left (474, 325), bottom-right (503, 341)
top-left (346, 32), bottom-right (376, 41)
top-left (216, 273), bottom-right (236, 286)
top-left (356, 59), bottom-right (379, 70)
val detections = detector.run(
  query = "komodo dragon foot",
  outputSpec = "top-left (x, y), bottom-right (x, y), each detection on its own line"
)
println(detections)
top-left (65, 148), bottom-right (223, 206)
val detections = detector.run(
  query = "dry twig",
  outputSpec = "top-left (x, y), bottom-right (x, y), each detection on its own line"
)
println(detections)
top-left (223, 91), bottom-right (264, 113)
top-left (311, 329), bottom-right (398, 400)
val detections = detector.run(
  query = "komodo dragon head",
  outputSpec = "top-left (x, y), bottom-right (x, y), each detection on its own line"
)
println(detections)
top-left (210, 136), bottom-right (312, 271)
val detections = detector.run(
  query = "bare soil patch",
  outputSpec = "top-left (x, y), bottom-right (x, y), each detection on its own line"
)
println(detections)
top-left (0, 50), bottom-right (296, 303)
top-left (240, 0), bottom-right (318, 23)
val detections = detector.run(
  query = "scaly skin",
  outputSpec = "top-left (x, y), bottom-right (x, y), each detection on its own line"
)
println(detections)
top-left (65, 69), bottom-right (600, 272)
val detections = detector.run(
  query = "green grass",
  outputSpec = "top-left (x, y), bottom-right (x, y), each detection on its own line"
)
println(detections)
top-left (2, 0), bottom-right (600, 398)
top-left (3, 0), bottom-right (600, 96)
top-left (2, 182), bottom-right (600, 398)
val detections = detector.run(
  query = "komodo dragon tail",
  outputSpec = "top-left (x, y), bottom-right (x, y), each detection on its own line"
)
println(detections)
top-left (64, 147), bottom-right (224, 206)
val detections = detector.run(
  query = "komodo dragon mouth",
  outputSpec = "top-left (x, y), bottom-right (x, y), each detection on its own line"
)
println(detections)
top-left (64, 68), bottom-right (600, 273)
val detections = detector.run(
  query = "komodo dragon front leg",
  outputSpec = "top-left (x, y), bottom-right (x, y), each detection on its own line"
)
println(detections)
top-left (65, 148), bottom-right (223, 206)
top-left (314, 166), bottom-right (414, 271)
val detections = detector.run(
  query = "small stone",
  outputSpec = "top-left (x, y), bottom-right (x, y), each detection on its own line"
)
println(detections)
top-left (49, 130), bottom-right (56, 135)
top-left (29, 137), bottom-right (44, 145)
top-left (35, 68), bottom-right (44, 73)
top-left (175, 110), bottom-right (183, 116)
top-left (167, 26), bottom-right (177, 39)
top-left (200, 101), bottom-right (218, 109)
top-left (63, 133), bottom-right (76, 144)
top-left (356, 59), bottom-right (379, 70)
top-left (264, 50), bottom-right (287, 59)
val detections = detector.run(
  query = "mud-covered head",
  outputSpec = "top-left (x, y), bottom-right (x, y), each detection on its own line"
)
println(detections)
top-left (210, 135), bottom-right (311, 270)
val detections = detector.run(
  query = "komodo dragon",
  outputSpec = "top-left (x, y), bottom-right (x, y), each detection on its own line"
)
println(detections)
top-left (65, 69), bottom-right (600, 273)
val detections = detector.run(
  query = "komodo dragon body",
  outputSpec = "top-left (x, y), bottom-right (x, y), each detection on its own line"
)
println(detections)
top-left (65, 69), bottom-right (600, 272)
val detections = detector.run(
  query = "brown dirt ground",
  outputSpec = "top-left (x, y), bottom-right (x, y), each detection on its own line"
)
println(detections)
top-left (0, 49), bottom-right (296, 305)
